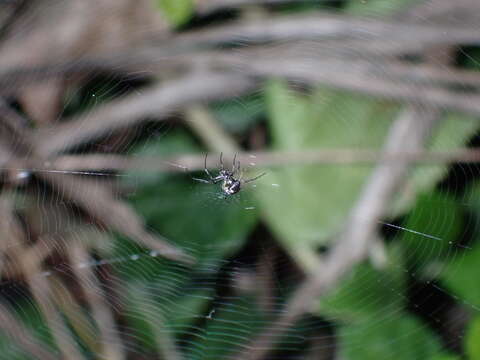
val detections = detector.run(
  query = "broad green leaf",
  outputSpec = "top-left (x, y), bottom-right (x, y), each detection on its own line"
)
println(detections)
top-left (258, 79), bottom-right (480, 271)
top-left (155, 0), bottom-right (193, 26)
top-left (429, 355), bottom-right (460, 360)
top-left (124, 284), bottom-right (165, 353)
top-left (338, 313), bottom-right (443, 360)
top-left (127, 130), bottom-right (258, 261)
top-left (399, 190), bottom-right (463, 278)
top-left (465, 316), bottom-right (480, 360)
top-left (118, 130), bottom-right (259, 349)
top-left (132, 176), bottom-right (258, 264)
top-left (441, 242), bottom-right (480, 307)
top-left (318, 244), bottom-right (405, 321)
top-left (257, 79), bottom-right (396, 269)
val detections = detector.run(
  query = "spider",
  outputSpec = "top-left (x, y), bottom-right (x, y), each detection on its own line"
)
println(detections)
top-left (193, 153), bottom-right (266, 196)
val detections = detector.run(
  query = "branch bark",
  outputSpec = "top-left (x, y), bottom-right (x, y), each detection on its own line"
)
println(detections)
top-left (44, 148), bottom-right (480, 176)
top-left (33, 72), bottom-right (256, 157)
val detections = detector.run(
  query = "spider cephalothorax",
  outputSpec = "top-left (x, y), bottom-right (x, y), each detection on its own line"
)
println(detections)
top-left (193, 153), bottom-right (265, 197)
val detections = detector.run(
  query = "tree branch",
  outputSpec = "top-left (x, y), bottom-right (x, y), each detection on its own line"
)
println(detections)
top-left (41, 148), bottom-right (480, 177)
top-left (33, 72), bottom-right (256, 157)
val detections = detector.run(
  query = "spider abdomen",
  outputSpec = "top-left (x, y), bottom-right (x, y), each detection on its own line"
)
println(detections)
top-left (222, 179), bottom-right (241, 195)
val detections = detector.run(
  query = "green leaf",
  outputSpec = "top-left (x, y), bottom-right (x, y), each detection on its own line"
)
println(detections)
top-left (155, 0), bottom-right (193, 26)
top-left (441, 242), bottom-right (480, 307)
top-left (118, 129), bottom-right (260, 348)
top-left (318, 244), bottom-right (405, 321)
top-left (257, 79), bottom-right (396, 269)
top-left (127, 131), bottom-right (258, 266)
top-left (258, 79), bottom-right (480, 272)
top-left (399, 190), bottom-right (463, 278)
top-left (338, 313), bottom-right (443, 360)
top-left (465, 316), bottom-right (480, 360)
top-left (429, 355), bottom-right (460, 360)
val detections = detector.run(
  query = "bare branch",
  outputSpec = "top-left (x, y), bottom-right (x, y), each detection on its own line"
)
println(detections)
top-left (1, 11), bottom-right (480, 92)
top-left (34, 72), bottom-right (256, 157)
top-left (69, 244), bottom-right (126, 360)
top-left (36, 172), bottom-right (193, 264)
top-left (43, 148), bottom-right (480, 178)
top-left (173, 12), bottom-right (480, 50)
top-left (240, 58), bottom-right (480, 117)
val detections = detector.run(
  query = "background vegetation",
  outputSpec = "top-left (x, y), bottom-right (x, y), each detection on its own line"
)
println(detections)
top-left (0, 0), bottom-right (480, 359)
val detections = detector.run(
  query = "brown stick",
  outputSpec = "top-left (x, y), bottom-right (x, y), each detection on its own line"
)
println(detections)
top-left (33, 72), bottom-right (256, 157)
top-left (38, 148), bottom-right (480, 179)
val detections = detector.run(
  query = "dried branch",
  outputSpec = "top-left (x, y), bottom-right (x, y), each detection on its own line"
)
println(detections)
top-left (173, 12), bottom-right (480, 50)
top-left (1, 11), bottom-right (480, 92)
top-left (44, 148), bottom-right (480, 178)
top-left (70, 244), bottom-right (126, 360)
top-left (34, 72), bottom-right (256, 157)
top-left (26, 271), bottom-right (85, 360)
top-left (241, 58), bottom-right (480, 117)
top-left (36, 172), bottom-right (193, 264)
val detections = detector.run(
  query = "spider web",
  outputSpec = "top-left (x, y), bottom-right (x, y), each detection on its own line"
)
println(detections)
top-left (0, 0), bottom-right (479, 360)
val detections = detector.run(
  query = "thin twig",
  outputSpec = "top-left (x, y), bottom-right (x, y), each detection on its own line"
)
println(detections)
top-left (43, 148), bottom-right (480, 177)
top-left (36, 172), bottom-right (194, 264)
top-left (70, 244), bottom-right (126, 360)
top-left (34, 72), bottom-right (256, 157)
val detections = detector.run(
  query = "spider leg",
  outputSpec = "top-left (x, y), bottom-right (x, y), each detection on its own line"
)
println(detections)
top-left (220, 152), bottom-right (224, 171)
top-left (211, 175), bottom-right (224, 183)
top-left (232, 153), bottom-right (237, 173)
top-left (192, 177), bottom-right (212, 184)
top-left (236, 157), bottom-right (241, 174)
top-left (244, 172), bottom-right (267, 183)
top-left (203, 153), bottom-right (214, 180)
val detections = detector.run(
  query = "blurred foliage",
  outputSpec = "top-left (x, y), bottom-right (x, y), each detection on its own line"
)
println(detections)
top-left (338, 314), bottom-right (443, 360)
top-left (466, 316), bottom-right (480, 360)
top-left (257, 79), bottom-right (480, 272)
top-left (155, 0), bottom-right (194, 26)
top-left (400, 190), bottom-right (463, 277)
top-left (2, 0), bottom-right (480, 359)
top-left (257, 79), bottom-right (396, 269)
top-left (318, 243), bottom-right (405, 322)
